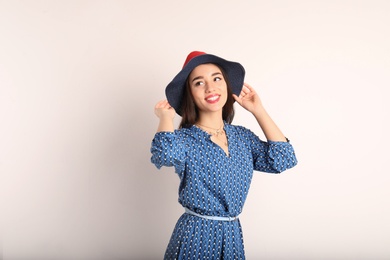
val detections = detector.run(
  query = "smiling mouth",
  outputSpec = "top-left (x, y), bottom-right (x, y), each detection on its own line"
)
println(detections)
top-left (205, 94), bottom-right (220, 103)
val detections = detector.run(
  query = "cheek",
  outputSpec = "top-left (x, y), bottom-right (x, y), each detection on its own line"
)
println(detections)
top-left (220, 83), bottom-right (228, 94)
top-left (191, 88), bottom-right (203, 99)
top-left (189, 89), bottom-right (202, 107)
top-left (190, 87), bottom-right (197, 97)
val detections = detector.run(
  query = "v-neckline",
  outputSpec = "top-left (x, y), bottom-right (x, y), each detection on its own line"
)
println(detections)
top-left (211, 135), bottom-right (230, 157)
top-left (194, 124), bottom-right (230, 158)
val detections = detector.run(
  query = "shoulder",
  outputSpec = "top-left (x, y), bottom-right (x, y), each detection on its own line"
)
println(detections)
top-left (165, 126), bottom-right (200, 143)
top-left (225, 123), bottom-right (254, 136)
top-left (152, 127), bottom-right (196, 151)
top-left (225, 123), bottom-right (262, 144)
top-left (154, 126), bottom-right (195, 137)
top-left (175, 126), bottom-right (197, 137)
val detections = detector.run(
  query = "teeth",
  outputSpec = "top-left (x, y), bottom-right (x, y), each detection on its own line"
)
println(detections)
top-left (207, 95), bottom-right (219, 101)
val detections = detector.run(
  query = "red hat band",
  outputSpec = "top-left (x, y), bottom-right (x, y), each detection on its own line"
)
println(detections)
top-left (182, 51), bottom-right (206, 68)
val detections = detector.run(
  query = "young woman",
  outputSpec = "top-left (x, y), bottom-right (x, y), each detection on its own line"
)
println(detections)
top-left (151, 51), bottom-right (297, 259)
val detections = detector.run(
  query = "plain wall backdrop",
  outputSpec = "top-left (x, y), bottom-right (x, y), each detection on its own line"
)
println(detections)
top-left (1, 0), bottom-right (389, 259)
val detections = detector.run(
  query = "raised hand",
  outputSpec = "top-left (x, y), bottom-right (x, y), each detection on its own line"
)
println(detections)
top-left (233, 83), bottom-right (287, 142)
top-left (154, 99), bottom-right (176, 120)
top-left (233, 83), bottom-right (263, 114)
top-left (154, 99), bottom-right (175, 132)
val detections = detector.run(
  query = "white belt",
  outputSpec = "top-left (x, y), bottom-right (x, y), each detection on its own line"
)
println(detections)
top-left (184, 207), bottom-right (239, 222)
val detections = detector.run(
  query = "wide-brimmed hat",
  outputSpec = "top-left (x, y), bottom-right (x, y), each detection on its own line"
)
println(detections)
top-left (165, 51), bottom-right (245, 116)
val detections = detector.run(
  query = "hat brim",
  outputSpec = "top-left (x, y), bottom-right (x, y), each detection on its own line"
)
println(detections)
top-left (165, 54), bottom-right (245, 116)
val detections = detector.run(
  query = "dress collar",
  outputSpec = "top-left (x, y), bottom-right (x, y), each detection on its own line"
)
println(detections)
top-left (191, 121), bottom-right (232, 137)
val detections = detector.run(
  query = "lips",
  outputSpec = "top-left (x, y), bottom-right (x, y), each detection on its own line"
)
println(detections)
top-left (205, 94), bottom-right (221, 104)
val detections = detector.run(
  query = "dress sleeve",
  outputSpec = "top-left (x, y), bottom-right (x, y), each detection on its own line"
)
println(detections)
top-left (150, 131), bottom-right (186, 174)
top-left (246, 129), bottom-right (298, 173)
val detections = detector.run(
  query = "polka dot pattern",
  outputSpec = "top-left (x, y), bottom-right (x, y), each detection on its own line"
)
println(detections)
top-left (151, 123), bottom-right (297, 259)
top-left (164, 214), bottom-right (245, 260)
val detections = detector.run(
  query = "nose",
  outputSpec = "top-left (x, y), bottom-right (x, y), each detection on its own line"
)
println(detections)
top-left (205, 80), bottom-right (216, 93)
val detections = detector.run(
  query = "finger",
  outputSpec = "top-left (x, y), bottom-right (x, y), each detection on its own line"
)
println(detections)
top-left (244, 83), bottom-right (256, 94)
top-left (155, 99), bottom-right (171, 109)
top-left (241, 85), bottom-right (251, 95)
top-left (165, 101), bottom-right (173, 109)
top-left (243, 82), bottom-right (253, 89)
top-left (243, 82), bottom-right (251, 88)
top-left (155, 100), bottom-right (166, 109)
top-left (240, 87), bottom-right (250, 98)
top-left (232, 94), bottom-right (242, 103)
top-left (155, 100), bottom-right (163, 108)
top-left (161, 100), bottom-right (169, 108)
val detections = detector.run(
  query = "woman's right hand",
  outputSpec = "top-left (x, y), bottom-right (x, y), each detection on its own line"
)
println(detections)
top-left (154, 99), bottom-right (176, 119)
top-left (154, 100), bottom-right (175, 133)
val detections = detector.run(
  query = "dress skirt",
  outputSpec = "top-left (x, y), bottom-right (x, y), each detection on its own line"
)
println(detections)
top-left (164, 213), bottom-right (245, 260)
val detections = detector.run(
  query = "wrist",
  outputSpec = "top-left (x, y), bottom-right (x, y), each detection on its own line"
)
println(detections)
top-left (251, 104), bottom-right (266, 118)
top-left (158, 113), bottom-right (175, 120)
top-left (157, 119), bottom-right (174, 132)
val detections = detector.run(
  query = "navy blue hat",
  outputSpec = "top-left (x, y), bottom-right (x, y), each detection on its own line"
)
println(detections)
top-left (165, 51), bottom-right (245, 116)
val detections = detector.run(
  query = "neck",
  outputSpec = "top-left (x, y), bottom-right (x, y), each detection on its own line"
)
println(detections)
top-left (196, 111), bottom-right (224, 129)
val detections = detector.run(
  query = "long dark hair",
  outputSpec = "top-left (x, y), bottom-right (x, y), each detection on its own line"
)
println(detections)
top-left (179, 64), bottom-right (235, 129)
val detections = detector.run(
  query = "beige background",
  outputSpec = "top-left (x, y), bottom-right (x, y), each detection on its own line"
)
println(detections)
top-left (1, 0), bottom-right (389, 259)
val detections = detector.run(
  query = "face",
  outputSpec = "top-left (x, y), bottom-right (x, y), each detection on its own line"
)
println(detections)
top-left (188, 63), bottom-right (228, 115)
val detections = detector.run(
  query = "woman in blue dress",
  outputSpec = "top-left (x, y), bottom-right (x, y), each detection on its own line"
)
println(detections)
top-left (151, 51), bottom-right (297, 259)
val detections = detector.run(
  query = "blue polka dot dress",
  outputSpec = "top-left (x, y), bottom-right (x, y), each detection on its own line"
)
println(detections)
top-left (151, 123), bottom-right (297, 259)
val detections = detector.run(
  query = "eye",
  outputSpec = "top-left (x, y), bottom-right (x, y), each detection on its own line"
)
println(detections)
top-left (194, 81), bottom-right (204, 86)
top-left (214, 77), bottom-right (222, 82)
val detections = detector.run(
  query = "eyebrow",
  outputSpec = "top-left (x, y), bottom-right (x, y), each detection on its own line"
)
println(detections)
top-left (191, 72), bottom-right (222, 82)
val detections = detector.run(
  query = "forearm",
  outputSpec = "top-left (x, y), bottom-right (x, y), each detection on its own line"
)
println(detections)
top-left (252, 105), bottom-right (287, 142)
top-left (156, 116), bottom-right (175, 133)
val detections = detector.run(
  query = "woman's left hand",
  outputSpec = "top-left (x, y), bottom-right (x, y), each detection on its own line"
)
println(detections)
top-left (233, 83), bottom-right (263, 113)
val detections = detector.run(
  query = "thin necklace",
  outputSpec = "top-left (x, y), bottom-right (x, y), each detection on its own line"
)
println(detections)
top-left (196, 123), bottom-right (228, 147)
top-left (196, 122), bottom-right (225, 136)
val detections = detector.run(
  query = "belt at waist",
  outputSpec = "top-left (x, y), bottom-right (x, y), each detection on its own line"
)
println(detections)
top-left (184, 207), bottom-right (239, 222)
